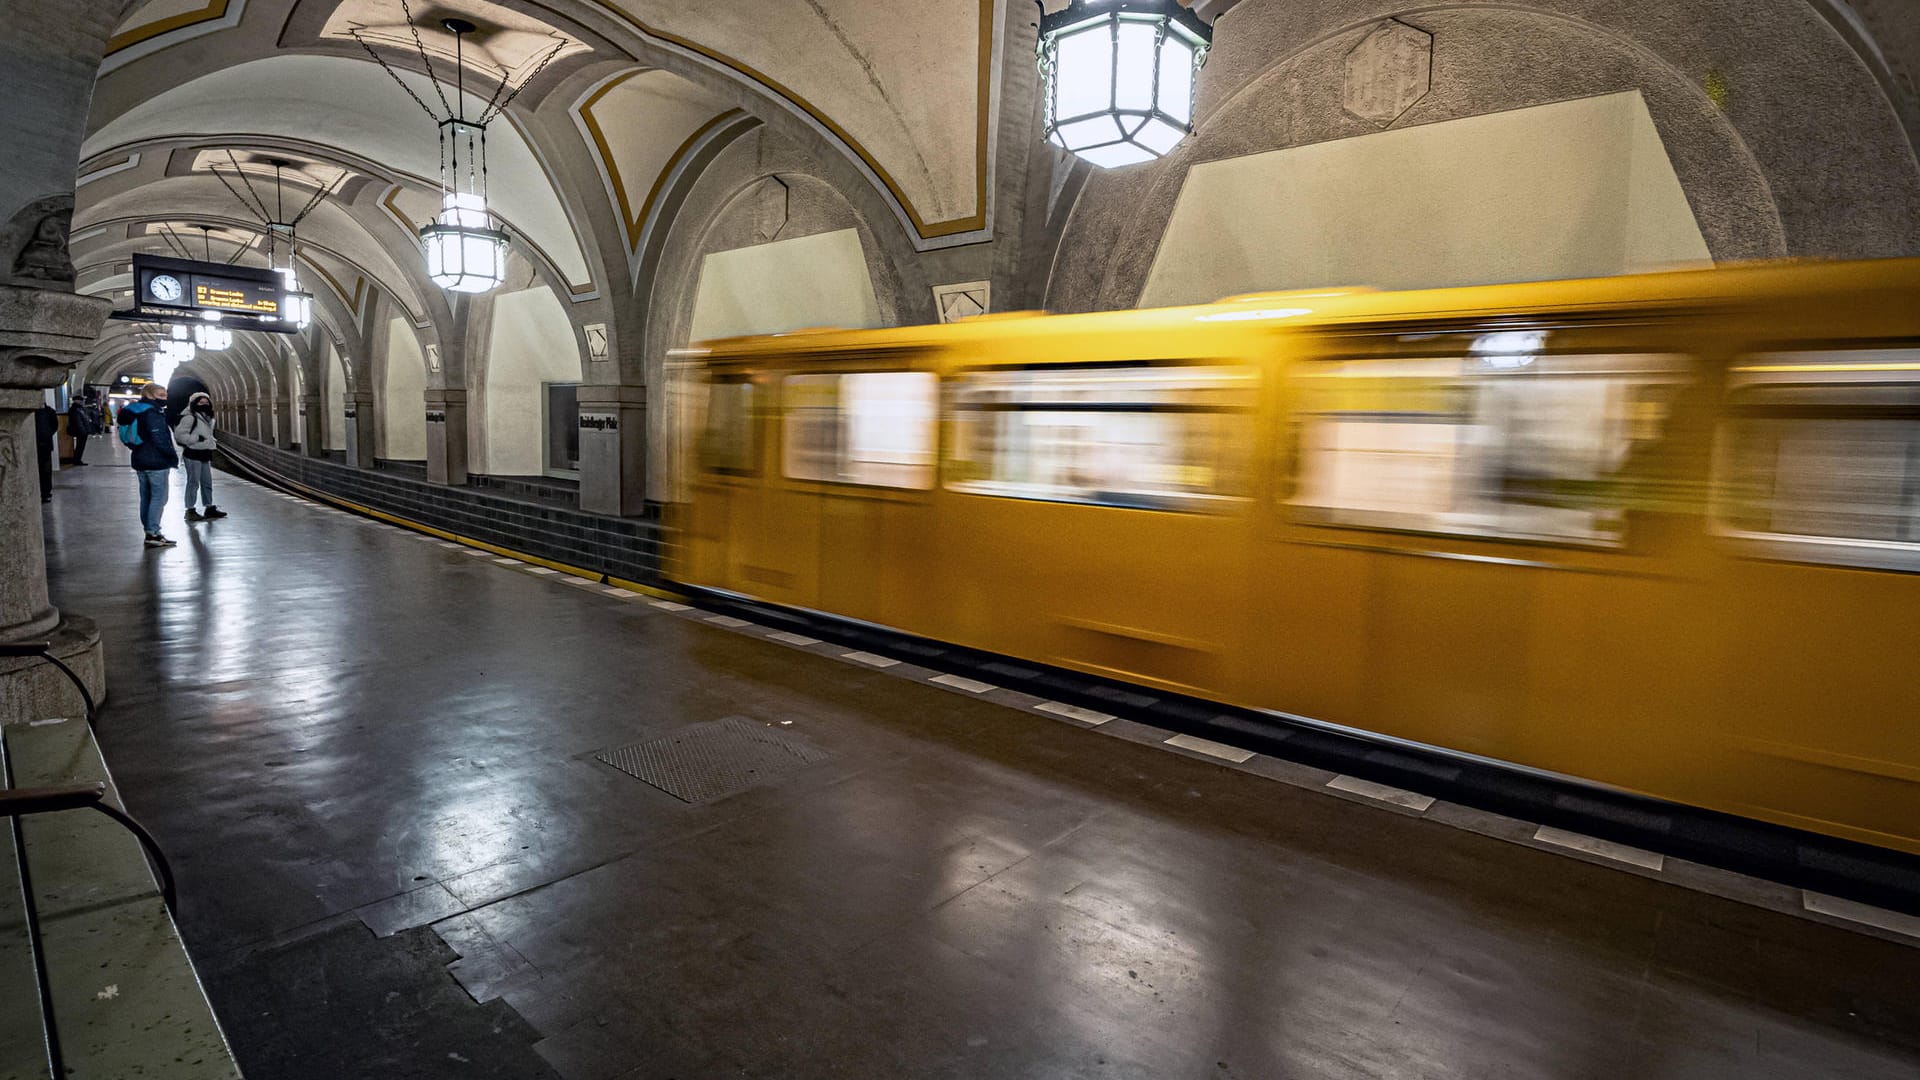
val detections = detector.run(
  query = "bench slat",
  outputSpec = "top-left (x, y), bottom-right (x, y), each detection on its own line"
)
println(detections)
top-left (4, 719), bottom-right (239, 1080)
top-left (2, 805), bottom-right (55, 1080)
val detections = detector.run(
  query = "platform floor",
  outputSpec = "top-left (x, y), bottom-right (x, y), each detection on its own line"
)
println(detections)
top-left (38, 449), bottom-right (1920, 1080)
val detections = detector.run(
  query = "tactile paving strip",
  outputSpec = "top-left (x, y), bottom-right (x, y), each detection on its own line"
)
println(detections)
top-left (594, 716), bottom-right (830, 804)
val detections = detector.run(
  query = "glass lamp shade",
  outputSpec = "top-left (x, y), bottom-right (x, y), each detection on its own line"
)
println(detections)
top-left (422, 193), bottom-right (508, 294)
top-left (1039, 1), bottom-right (1210, 169)
top-left (193, 323), bottom-right (232, 351)
top-left (275, 268), bottom-right (314, 330)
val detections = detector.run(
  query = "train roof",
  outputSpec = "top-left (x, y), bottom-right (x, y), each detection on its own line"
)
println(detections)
top-left (678, 256), bottom-right (1920, 359)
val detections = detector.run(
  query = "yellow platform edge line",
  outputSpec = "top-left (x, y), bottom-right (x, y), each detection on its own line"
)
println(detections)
top-left (247, 465), bottom-right (685, 602)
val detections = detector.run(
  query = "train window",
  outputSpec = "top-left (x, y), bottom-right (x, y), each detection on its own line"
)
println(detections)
top-left (781, 371), bottom-right (937, 489)
top-left (699, 378), bottom-right (756, 475)
top-left (1717, 350), bottom-right (1920, 567)
top-left (1292, 349), bottom-right (1688, 544)
top-left (945, 364), bottom-right (1255, 512)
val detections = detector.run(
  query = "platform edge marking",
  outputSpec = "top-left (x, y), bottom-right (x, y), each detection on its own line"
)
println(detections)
top-left (1165, 733), bottom-right (1257, 764)
top-left (1326, 775), bottom-right (1437, 812)
top-left (1035, 701), bottom-right (1115, 726)
top-left (1533, 826), bottom-right (1666, 871)
top-left (1803, 891), bottom-right (1920, 939)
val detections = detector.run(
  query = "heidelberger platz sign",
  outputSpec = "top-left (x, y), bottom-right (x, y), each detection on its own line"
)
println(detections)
top-left (109, 253), bottom-right (306, 334)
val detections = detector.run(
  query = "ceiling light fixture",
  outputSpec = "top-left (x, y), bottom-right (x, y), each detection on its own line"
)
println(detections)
top-left (355, 3), bottom-right (564, 294)
top-left (207, 156), bottom-right (329, 331)
top-left (1036, 0), bottom-right (1213, 169)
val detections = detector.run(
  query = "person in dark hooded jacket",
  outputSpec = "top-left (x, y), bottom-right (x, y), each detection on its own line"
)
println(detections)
top-left (119, 383), bottom-right (179, 547)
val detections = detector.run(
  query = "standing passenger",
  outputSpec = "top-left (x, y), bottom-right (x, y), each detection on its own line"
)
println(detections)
top-left (119, 383), bottom-right (179, 548)
top-left (66, 390), bottom-right (97, 465)
top-left (173, 392), bottom-right (225, 521)
top-left (33, 401), bottom-right (57, 503)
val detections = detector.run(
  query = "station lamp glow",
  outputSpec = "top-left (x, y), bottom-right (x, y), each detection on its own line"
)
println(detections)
top-left (192, 312), bottom-right (232, 352)
top-left (1037, 0), bottom-right (1212, 169)
top-left (417, 19), bottom-right (509, 294)
top-left (357, 10), bottom-right (561, 294)
top-left (266, 223), bottom-right (315, 331)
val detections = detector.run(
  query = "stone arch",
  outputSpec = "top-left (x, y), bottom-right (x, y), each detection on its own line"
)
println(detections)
top-left (639, 125), bottom-right (926, 497)
top-left (1044, 0), bottom-right (1920, 311)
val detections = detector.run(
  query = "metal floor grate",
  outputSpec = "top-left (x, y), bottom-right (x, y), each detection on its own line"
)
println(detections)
top-left (595, 716), bottom-right (830, 804)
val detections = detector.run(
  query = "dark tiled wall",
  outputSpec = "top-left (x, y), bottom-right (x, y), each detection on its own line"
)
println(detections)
top-left (218, 436), bottom-right (665, 585)
top-left (467, 472), bottom-right (580, 509)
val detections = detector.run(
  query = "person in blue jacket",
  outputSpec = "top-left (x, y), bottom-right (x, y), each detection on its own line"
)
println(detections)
top-left (118, 383), bottom-right (180, 548)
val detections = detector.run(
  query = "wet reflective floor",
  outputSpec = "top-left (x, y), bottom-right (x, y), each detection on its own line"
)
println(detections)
top-left (40, 450), bottom-right (1920, 1079)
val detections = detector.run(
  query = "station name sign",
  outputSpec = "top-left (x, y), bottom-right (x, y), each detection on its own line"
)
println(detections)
top-left (126, 253), bottom-right (299, 332)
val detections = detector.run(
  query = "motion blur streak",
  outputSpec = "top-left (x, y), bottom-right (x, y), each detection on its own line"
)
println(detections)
top-left (670, 258), bottom-right (1920, 857)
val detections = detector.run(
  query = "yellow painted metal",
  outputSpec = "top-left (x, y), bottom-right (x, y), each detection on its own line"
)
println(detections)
top-left (670, 258), bottom-right (1920, 857)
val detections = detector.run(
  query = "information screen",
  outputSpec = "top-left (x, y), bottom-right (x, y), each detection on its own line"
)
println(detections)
top-left (191, 278), bottom-right (282, 315)
top-left (129, 253), bottom-right (295, 332)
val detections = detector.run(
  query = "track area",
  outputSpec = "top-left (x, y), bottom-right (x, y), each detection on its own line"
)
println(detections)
top-left (41, 451), bottom-right (1920, 1079)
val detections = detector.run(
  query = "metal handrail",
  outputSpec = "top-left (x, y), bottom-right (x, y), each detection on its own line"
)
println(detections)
top-left (0, 783), bottom-right (178, 911)
top-left (0, 642), bottom-right (97, 727)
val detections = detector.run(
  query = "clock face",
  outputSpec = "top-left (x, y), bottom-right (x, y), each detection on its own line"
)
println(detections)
top-left (149, 274), bottom-right (183, 303)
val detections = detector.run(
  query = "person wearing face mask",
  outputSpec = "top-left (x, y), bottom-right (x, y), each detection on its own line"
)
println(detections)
top-left (173, 391), bottom-right (227, 522)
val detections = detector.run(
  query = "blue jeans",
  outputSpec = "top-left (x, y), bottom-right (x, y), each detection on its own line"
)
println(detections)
top-left (137, 468), bottom-right (170, 535)
top-left (183, 458), bottom-right (213, 509)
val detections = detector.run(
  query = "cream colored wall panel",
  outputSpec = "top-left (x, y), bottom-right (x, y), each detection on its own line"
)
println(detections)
top-left (1139, 92), bottom-right (1712, 308)
top-left (383, 318), bottom-right (427, 461)
top-left (688, 228), bottom-right (882, 342)
top-left (325, 340), bottom-right (347, 452)
top-left (483, 286), bottom-right (580, 476)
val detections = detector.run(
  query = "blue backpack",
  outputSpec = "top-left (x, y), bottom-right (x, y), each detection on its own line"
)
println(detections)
top-left (118, 407), bottom-right (143, 447)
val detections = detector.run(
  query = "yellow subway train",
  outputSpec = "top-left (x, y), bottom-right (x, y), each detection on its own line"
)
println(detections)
top-left (667, 258), bottom-right (1920, 858)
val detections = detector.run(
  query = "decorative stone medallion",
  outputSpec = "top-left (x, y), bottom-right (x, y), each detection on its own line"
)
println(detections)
top-left (1343, 20), bottom-right (1433, 126)
top-left (932, 281), bottom-right (990, 323)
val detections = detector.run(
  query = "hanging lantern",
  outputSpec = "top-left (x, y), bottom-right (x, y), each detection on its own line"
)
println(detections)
top-left (1037, 0), bottom-right (1211, 169)
top-left (258, 221), bottom-right (315, 331)
top-left (356, 11), bottom-right (556, 295)
top-left (420, 123), bottom-right (508, 294)
top-left (194, 311), bottom-right (232, 351)
top-left (418, 20), bottom-right (507, 294)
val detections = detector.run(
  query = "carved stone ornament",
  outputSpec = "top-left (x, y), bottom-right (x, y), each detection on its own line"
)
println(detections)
top-left (1343, 20), bottom-right (1433, 126)
top-left (2, 195), bottom-right (77, 288)
top-left (750, 177), bottom-right (791, 244)
top-left (932, 281), bottom-right (991, 323)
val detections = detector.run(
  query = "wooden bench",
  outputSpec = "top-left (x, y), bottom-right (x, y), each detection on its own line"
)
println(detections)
top-left (1, 716), bottom-right (239, 1079)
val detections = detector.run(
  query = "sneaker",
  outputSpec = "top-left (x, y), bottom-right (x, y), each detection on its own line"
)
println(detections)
top-left (143, 533), bottom-right (176, 548)
top-left (202, 506), bottom-right (227, 520)
top-left (185, 508), bottom-right (205, 522)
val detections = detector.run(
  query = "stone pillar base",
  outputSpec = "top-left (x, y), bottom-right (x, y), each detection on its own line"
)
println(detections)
top-left (0, 613), bottom-right (105, 723)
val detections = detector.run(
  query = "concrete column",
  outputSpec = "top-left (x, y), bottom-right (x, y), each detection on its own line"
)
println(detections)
top-left (345, 391), bottom-right (376, 467)
top-left (300, 393), bottom-right (325, 457)
top-left (425, 387), bottom-right (468, 486)
top-left (274, 394), bottom-right (295, 450)
top-left (0, 0), bottom-right (121, 721)
top-left (578, 383), bottom-right (648, 516)
top-left (244, 400), bottom-right (262, 441)
top-left (0, 287), bottom-right (111, 719)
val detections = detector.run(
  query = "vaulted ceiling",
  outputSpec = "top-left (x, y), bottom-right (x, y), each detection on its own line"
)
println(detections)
top-left (75, 0), bottom-right (1016, 384)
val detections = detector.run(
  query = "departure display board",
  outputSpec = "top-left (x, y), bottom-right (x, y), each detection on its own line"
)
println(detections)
top-left (129, 253), bottom-right (295, 331)
top-left (191, 278), bottom-right (282, 315)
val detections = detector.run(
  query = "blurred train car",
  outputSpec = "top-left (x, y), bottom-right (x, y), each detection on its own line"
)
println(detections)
top-left (668, 259), bottom-right (1920, 858)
